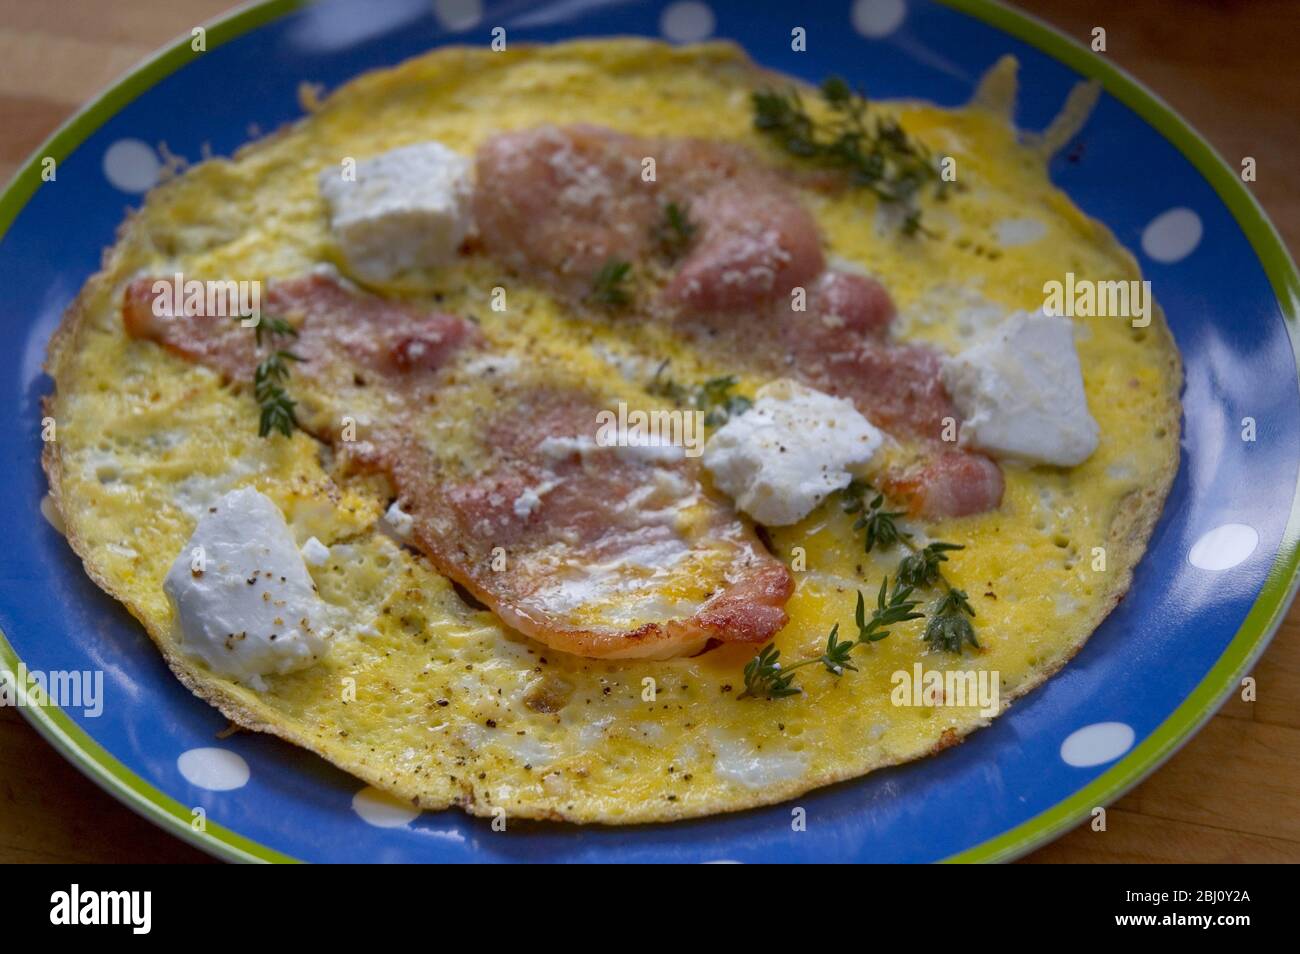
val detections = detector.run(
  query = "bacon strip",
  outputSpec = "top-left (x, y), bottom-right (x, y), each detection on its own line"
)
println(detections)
top-left (123, 274), bottom-right (478, 398)
top-left (472, 125), bottom-right (1003, 519)
top-left (881, 452), bottom-right (1006, 521)
top-left (123, 274), bottom-right (793, 659)
top-left (474, 125), bottom-right (824, 310)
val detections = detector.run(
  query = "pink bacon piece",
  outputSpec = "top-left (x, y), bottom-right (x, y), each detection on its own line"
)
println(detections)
top-left (123, 273), bottom-right (794, 660)
top-left (473, 124), bottom-right (824, 312)
top-left (122, 273), bottom-right (478, 397)
top-left (406, 389), bottom-right (793, 658)
top-left (472, 125), bottom-right (660, 298)
top-left (470, 124), bottom-right (1002, 520)
top-left (661, 177), bottom-right (824, 314)
top-left (792, 275), bottom-right (1004, 516)
top-left (804, 270), bottom-right (896, 339)
top-left (882, 452), bottom-right (1006, 521)
top-left (671, 266), bottom-right (1005, 518)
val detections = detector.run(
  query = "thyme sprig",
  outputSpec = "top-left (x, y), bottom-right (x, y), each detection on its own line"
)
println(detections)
top-left (843, 482), bottom-right (909, 552)
top-left (647, 363), bottom-right (752, 427)
top-left (841, 480), bottom-right (979, 653)
top-left (751, 76), bottom-right (948, 234)
top-left (897, 541), bottom-right (964, 590)
top-left (253, 350), bottom-right (302, 438)
top-left (740, 578), bottom-right (922, 699)
top-left (923, 587), bottom-right (978, 654)
top-left (654, 202), bottom-right (696, 260)
top-left (237, 314), bottom-right (301, 438)
top-left (254, 315), bottom-right (297, 348)
top-left (589, 258), bottom-right (634, 309)
top-left (695, 374), bottom-right (752, 427)
top-left (740, 643), bottom-right (800, 699)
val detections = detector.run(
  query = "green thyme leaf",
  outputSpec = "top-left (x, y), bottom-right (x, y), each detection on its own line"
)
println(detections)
top-left (751, 76), bottom-right (948, 232)
top-left (696, 375), bottom-right (752, 427)
top-left (646, 367), bottom-right (751, 428)
top-left (740, 643), bottom-right (801, 699)
top-left (253, 315), bottom-right (298, 348)
top-left (739, 578), bottom-right (920, 700)
top-left (922, 588), bottom-right (978, 653)
top-left (853, 491), bottom-right (910, 553)
top-left (235, 313), bottom-right (301, 439)
top-left (654, 202), bottom-right (696, 260)
top-left (896, 541), bottom-right (965, 590)
top-left (589, 258), bottom-right (633, 309)
top-left (819, 623), bottom-right (858, 675)
top-left (856, 578), bottom-right (923, 643)
top-left (838, 483), bottom-right (980, 653)
top-left (252, 350), bottom-right (301, 438)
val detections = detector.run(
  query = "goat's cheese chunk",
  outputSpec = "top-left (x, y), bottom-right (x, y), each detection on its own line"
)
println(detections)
top-left (942, 310), bottom-right (1099, 467)
top-left (163, 488), bottom-right (331, 689)
top-left (703, 379), bottom-right (883, 526)
top-left (318, 141), bottom-right (473, 281)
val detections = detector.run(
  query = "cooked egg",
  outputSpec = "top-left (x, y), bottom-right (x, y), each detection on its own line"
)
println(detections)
top-left (43, 41), bottom-right (1180, 823)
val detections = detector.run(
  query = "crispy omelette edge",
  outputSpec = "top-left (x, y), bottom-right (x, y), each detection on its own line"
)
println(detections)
top-left (40, 40), bottom-right (1184, 825)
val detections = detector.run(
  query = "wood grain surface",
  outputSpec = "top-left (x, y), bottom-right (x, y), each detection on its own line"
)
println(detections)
top-left (1, 0), bottom-right (1296, 864)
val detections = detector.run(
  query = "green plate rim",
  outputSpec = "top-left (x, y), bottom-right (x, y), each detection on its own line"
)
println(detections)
top-left (1, 0), bottom-right (1296, 865)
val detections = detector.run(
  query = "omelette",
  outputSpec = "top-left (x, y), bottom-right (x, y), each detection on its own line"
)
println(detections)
top-left (42, 41), bottom-right (1181, 823)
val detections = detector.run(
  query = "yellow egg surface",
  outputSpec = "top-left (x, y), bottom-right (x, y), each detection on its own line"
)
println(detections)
top-left (43, 40), bottom-right (1180, 823)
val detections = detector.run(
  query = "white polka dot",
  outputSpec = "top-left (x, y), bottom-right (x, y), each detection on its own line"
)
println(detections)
top-left (1141, 207), bottom-right (1202, 263)
top-left (102, 139), bottom-right (161, 194)
top-left (1189, 523), bottom-right (1259, 571)
top-left (660, 2), bottom-right (715, 43)
top-left (1060, 722), bottom-right (1135, 768)
top-left (432, 0), bottom-right (482, 31)
top-left (352, 786), bottom-right (420, 828)
top-left (852, 0), bottom-right (907, 38)
top-left (177, 747), bottom-right (250, 791)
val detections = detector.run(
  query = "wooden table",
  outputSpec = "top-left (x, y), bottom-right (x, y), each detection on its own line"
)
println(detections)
top-left (1, 0), bottom-right (1296, 864)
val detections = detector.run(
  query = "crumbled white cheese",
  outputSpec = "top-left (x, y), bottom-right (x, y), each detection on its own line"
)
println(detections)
top-left (318, 141), bottom-right (473, 281)
top-left (942, 310), bottom-right (1099, 467)
top-left (163, 488), bottom-right (331, 689)
top-left (702, 379), bottom-right (883, 526)
top-left (382, 501), bottom-right (415, 540)
top-left (301, 536), bottom-right (331, 566)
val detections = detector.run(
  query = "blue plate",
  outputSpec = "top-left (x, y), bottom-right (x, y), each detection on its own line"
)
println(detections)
top-left (2, 0), bottom-right (1298, 863)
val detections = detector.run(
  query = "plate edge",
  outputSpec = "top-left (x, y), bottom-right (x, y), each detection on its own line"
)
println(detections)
top-left (0, 0), bottom-right (1296, 865)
